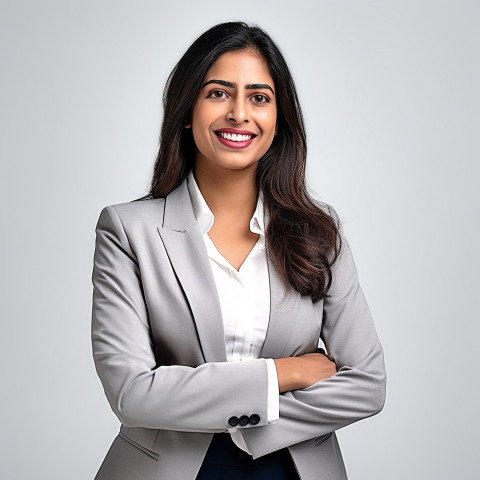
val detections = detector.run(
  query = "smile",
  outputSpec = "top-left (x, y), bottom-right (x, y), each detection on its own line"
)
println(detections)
top-left (217, 131), bottom-right (252, 142)
top-left (214, 129), bottom-right (257, 149)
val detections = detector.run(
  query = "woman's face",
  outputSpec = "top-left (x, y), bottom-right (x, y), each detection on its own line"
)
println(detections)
top-left (190, 48), bottom-right (277, 176)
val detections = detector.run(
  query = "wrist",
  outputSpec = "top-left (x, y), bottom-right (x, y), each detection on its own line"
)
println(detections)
top-left (274, 357), bottom-right (303, 393)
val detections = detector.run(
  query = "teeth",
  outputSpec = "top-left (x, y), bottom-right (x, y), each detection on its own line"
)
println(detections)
top-left (219, 132), bottom-right (252, 142)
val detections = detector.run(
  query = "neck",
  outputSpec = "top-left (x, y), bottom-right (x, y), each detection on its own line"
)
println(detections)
top-left (193, 162), bottom-right (258, 224)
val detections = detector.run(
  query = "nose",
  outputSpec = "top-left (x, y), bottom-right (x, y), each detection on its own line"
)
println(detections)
top-left (227, 95), bottom-right (249, 124)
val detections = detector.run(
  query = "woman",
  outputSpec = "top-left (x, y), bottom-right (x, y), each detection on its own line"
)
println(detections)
top-left (91, 21), bottom-right (386, 480)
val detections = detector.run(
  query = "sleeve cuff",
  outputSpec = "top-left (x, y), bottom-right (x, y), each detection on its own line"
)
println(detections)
top-left (265, 358), bottom-right (280, 423)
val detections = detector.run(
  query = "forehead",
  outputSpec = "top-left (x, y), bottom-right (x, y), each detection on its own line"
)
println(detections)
top-left (204, 49), bottom-right (273, 83)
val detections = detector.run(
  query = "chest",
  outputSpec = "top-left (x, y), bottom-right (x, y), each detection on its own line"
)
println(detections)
top-left (207, 225), bottom-right (260, 271)
top-left (204, 232), bottom-right (270, 362)
top-left (134, 221), bottom-right (324, 366)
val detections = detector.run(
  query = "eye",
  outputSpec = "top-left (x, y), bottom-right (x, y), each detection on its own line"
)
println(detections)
top-left (251, 94), bottom-right (269, 104)
top-left (207, 90), bottom-right (228, 99)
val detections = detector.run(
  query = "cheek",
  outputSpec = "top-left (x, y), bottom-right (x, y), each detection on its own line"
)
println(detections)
top-left (259, 108), bottom-right (277, 135)
top-left (191, 113), bottom-right (211, 148)
top-left (192, 128), bottom-right (210, 156)
top-left (191, 103), bottom-right (221, 141)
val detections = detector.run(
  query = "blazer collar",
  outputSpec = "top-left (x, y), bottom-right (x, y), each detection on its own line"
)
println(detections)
top-left (161, 178), bottom-right (198, 232)
top-left (157, 178), bottom-right (299, 363)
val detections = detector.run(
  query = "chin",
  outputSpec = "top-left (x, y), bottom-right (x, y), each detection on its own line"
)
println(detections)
top-left (221, 158), bottom-right (259, 171)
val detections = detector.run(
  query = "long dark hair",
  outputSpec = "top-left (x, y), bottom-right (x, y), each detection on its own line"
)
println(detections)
top-left (147, 21), bottom-right (341, 302)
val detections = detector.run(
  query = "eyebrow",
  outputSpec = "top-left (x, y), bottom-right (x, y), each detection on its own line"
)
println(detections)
top-left (201, 79), bottom-right (275, 95)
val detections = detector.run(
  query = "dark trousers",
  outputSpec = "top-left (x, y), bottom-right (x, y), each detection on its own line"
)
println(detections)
top-left (195, 432), bottom-right (300, 480)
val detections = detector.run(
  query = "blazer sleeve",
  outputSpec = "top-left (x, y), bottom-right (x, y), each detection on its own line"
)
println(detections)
top-left (241, 238), bottom-right (387, 458)
top-left (91, 205), bottom-right (270, 432)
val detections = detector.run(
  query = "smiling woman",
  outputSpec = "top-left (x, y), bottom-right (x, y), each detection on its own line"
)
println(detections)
top-left (189, 48), bottom-right (277, 173)
top-left (91, 21), bottom-right (386, 480)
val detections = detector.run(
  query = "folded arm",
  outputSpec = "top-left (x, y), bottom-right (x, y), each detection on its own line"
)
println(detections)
top-left (241, 239), bottom-right (387, 458)
top-left (91, 206), bottom-right (271, 432)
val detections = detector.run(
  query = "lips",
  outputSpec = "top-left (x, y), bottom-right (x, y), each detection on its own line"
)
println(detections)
top-left (213, 128), bottom-right (257, 149)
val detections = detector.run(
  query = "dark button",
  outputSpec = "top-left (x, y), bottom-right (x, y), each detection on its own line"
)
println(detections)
top-left (249, 414), bottom-right (260, 425)
top-left (228, 416), bottom-right (239, 427)
top-left (239, 415), bottom-right (250, 426)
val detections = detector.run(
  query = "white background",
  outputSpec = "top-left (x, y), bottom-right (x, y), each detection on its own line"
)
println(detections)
top-left (1, 1), bottom-right (478, 478)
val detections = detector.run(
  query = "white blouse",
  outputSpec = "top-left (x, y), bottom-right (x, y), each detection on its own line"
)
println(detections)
top-left (186, 170), bottom-right (279, 454)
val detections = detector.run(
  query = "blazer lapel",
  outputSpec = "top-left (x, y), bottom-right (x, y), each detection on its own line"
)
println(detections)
top-left (157, 180), bottom-right (227, 363)
top-left (156, 178), bottom-right (300, 364)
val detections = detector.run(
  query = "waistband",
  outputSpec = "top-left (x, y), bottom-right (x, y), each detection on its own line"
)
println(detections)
top-left (202, 432), bottom-right (292, 467)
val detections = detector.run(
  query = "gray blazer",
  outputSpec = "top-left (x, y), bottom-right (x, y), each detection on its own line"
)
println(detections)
top-left (91, 179), bottom-right (386, 480)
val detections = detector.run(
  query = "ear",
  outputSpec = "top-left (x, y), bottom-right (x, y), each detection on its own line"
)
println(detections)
top-left (184, 109), bottom-right (192, 129)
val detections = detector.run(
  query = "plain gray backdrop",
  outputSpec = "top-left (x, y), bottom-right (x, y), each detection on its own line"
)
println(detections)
top-left (1, 1), bottom-right (478, 478)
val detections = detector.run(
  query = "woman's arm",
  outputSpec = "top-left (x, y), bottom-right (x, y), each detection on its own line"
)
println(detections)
top-left (91, 206), bottom-right (272, 432)
top-left (274, 353), bottom-right (337, 393)
top-left (241, 239), bottom-right (387, 458)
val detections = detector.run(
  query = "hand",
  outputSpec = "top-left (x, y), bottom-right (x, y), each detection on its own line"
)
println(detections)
top-left (274, 352), bottom-right (337, 393)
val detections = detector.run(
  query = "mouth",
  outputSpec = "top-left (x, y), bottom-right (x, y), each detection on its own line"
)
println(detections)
top-left (213, 128), bottom-right (257, 149)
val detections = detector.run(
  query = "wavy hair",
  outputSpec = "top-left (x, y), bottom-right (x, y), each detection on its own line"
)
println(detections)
top-left (145, 21), bottom-right (341, 302)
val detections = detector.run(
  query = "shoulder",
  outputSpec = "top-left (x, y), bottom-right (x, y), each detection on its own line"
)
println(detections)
top-left (108, 196), bottom-right (165, 217)
top-left (96, 197), bottom-right (166, 232)
top-left (310, 196), bottom-right (341, 227)
top-left (309, 196), bottom-right (345, 257)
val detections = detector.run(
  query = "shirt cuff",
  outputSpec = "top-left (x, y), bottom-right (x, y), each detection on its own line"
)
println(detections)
top-left (265, 358), bottom-right (280, 423)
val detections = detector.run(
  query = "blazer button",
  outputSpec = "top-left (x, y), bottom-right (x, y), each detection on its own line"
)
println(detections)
top-left (239, 415), bottom-right (250, 426)
top-left (228, 416), bottom-right (239, 427)
top-left (249, 414), bottom-right (260, 425)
